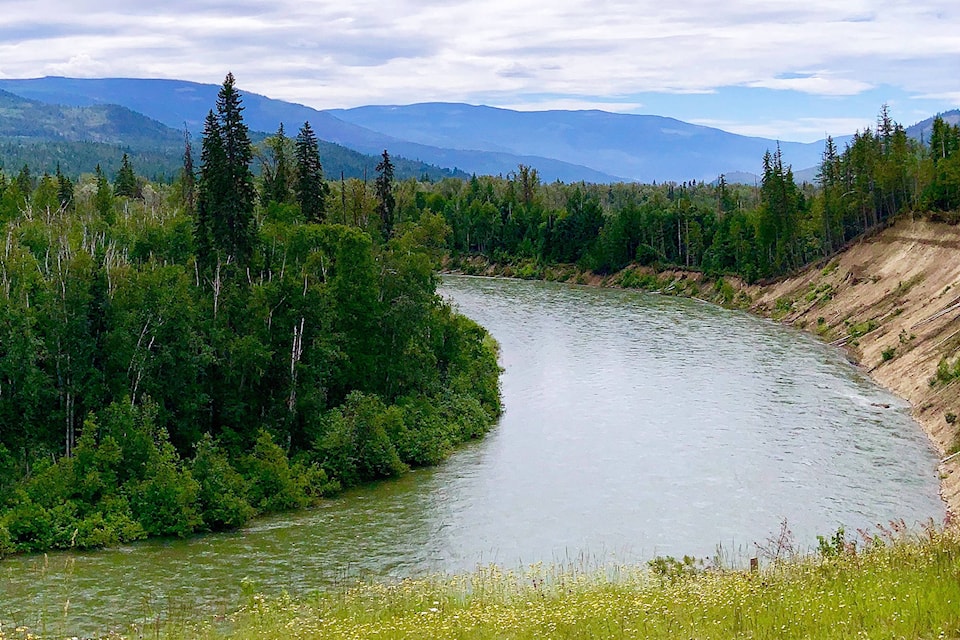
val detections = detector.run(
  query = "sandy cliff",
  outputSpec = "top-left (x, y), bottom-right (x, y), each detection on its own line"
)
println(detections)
top-left (749, 218), bottom-right (960, 515)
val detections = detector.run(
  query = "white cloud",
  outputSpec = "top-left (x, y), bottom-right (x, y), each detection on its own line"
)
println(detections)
top-left (0, 0), bottom-right (957, 133)
top-left (498, 99), bottom-right (648, 113)
top-left (46, 53), bottom-right (111, 78)
top-left (692, 117), bottom-right (879, 143)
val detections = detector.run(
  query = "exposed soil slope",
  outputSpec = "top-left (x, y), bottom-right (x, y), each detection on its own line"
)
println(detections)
top-left (749, 218), bottom-right (960, 515)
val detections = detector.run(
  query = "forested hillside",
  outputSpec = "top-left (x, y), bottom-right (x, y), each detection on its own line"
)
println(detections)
top-left (0, 75), bottom-right (500, 555)
top-left (0, 88), bottom-right (467, 183)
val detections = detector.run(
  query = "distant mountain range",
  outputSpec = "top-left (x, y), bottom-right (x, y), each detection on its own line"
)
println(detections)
top-left (0, 86), bottom-right (465, 181)
top-left (0, 76), bottom-right (953, 184)
top-left (328, 103), bottom-right (839, 183)
top-left (0, 77), bottom-right (621, 183)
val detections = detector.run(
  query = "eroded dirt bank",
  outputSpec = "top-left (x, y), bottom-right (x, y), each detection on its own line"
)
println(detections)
top-left (748, 218), bottom-right (960, 516)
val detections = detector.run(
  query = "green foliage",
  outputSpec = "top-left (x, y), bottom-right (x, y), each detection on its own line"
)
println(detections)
top-left (375, 149), bottom-right (396, 238)
top-left (0, 155), bottom-right (500, 555)
top-left (191, 433), bottom-right (254, 531)
top-left (647, 554), bottom-right (703, 583)
top-left (932, 356), bottom-right (960, 386)
top-left (114, 153), bottom-right (139, 198)
top-left (295, 121), bottom-right (328, 222)
top-left (847, 319), bottom-right (877, 339)
top-left (260, 123), bottom-right (294, 207)
top-left (198, 72), bottom-right (257, 264)
top-left (817, 526), bottom-right (848, 558)
top-left (881, 346), bottom-right (896, 362)
top-left (314, 392), bottom-right (407, 487)
top-left (241, 430), bottom-right (314, 512)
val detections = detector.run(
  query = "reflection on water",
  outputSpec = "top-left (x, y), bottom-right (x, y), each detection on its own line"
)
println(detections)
top-left (0, 275), bottom-right (945, 635)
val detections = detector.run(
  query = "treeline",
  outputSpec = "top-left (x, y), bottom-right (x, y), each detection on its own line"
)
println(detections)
top-left (385, 107), bottom-right (957, 283)
top-left (0, 75), bottom-right (500, 554)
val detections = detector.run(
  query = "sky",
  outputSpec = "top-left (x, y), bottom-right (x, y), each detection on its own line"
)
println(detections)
top-left (1, 0), bottom-right (958, 142)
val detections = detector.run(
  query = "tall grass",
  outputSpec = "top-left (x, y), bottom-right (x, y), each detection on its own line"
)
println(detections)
top-left (7, 524), bottom-right (956, 639)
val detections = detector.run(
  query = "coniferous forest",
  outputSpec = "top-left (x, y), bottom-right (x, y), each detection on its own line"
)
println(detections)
top-left (0, 72), bottom-right (958, 555)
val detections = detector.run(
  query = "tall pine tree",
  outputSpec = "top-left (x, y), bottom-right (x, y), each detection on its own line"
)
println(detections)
top-left (196, 110), bottom-right (224, 268)
top-left (375, 149), bottom-right (395, 239)
top-left (181, 127), bottom-right (196, 215)
top-left (115, 153), bottom-right (138, 198)
top-left (198, 73), bottom-right (257, 264)
top-left (294, 121), bottom-right (327, 222)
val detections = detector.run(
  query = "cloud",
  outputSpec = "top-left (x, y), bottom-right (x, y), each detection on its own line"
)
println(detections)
top-left (0, 0), bottom-right (958, 139)
top-left (46, 53), bottom-right (111, 78)
top-left (691, 117), bottom-right (879, 143)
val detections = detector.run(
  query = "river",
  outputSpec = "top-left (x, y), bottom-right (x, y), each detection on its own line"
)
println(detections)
top-left (0, 275), bottom-right (945, 635)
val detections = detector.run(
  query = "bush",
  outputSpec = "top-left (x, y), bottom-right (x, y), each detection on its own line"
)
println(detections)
top-left (314, 393), bottom-right (407, 487)
top-left (128, 431), bottom-right (201, 538)
top-left (3, 496), bottom-right (53, 552)
top-left (191, 434), bottom-right (254, 531)
top-left (243, 430), bottom-right (313, 513)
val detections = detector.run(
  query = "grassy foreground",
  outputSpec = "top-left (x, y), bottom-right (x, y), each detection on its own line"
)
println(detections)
top-left (6, 525), bottom-right (960, 639)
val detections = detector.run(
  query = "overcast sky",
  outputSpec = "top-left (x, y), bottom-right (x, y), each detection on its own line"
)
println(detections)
top-left (1, 0), bottom-right (958, 142)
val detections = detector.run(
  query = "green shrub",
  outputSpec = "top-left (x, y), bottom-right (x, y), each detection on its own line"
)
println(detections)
top-left (191, 433), bottom-right (254, 531)
top-left (243, 430), bottom-right (313, 512)
top-left (128, 438), bottom-right (202, 538)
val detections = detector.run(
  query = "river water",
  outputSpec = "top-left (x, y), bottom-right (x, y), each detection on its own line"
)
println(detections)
top-left (0, 275), bottom-right (946, 634)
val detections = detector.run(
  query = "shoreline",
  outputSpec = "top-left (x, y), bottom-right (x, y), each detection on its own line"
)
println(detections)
top-left (444, 216), bottom-right (960, 518)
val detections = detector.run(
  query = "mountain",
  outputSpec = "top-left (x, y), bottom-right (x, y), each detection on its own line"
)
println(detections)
top-left (327, 103), bottom-right (834, 183)
top-left (0, 76), bottom-right (878, 184)
top-left (0, 87), bottom-right (466, 182)
top-left (0, 77), bottom-right (621, 183)
top-left (906, 109), bottom-right (960, 143)
top-left (0, 88), bottom-right (183, 149)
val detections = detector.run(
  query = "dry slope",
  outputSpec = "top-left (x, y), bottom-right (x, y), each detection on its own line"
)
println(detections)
top-left (749, 217), bottom-right (960, 515)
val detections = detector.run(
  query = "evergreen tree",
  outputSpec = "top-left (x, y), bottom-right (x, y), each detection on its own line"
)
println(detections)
top-left (196, 110), bottom-right (224, 268)
top-left (196, 73), bottom-right (257, 264)
top-left (181, 127), bottom-right (196, 215)
top-left (294, 121), bottom-right (327, 222)
top-left (15, 164), bottom-right (32, 199)
top-left (115, 153), bottom-right (138, 198)
top-left (94, 164), bottom-right (114, 222)
top-left (55, 163), bottom-right (73, 212)
top-left (209, 72), bottom-right (257, 262)
top-left (375, 150), bottom-right (396, 239)
top-left (262, 123), bottom-right (294, 207)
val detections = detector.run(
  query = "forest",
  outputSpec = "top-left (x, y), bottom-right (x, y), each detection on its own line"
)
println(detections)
top-left (0, 75), bottom-right (501, 554)
top-left (0, 72), bottom-right (958, 556)
top-left (420, 107), bottom-right (959, 283)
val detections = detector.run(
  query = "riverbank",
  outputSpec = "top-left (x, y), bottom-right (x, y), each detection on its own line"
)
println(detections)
top-left (17, 526), bottom-right (955, 639)
top-left (446, 216), bottom-right (960, 516)
top-left (746, 217), bottom-right (960, 517)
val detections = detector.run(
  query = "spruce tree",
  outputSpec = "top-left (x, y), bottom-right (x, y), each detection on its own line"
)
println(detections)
top-left (15, 164), bottom-right (32, 199)
top-left (197, 73), bottom-right (257, 264)
top-left (55, 164), bottom-right (73, 212)
top-left (375, 149), bottom-right (395, 239)
top-left (181, 127), bottom-right (196, 215)
top-left (197, 110), bottom-right (224, 268)
top-left (215, 72), bottom-right (257, 262)
top-left (94, 164), bottom-right (114, 223)
top-left (262, 123), bottom-right (293, 207)
top-left (115, 153), bottom-right (138, 198)
top-left (294, 121), bottom-right (327, 222)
